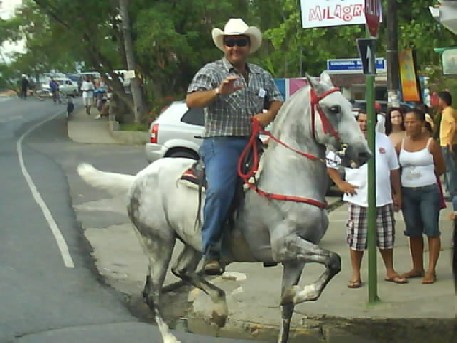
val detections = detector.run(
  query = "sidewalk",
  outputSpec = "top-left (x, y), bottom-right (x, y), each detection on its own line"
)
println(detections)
top-left (67, 111), bottom-right (456, 342)
top-left (68, 106), bottom-right (148, 145)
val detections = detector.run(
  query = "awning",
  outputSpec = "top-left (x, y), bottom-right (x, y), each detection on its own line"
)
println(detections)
top-left (430, 1), bottom-right (457, 34)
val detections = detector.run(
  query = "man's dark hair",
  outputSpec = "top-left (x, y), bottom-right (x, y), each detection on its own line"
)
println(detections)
top-left (438, 91), bottom-right (452, 106)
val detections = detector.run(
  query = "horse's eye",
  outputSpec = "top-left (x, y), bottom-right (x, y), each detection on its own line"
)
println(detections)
top-left (329, 105), bottom-right (341, 114)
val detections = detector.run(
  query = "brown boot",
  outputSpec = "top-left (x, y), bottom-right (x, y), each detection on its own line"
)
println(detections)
top-left (203, 259), bottom-right (225, 275)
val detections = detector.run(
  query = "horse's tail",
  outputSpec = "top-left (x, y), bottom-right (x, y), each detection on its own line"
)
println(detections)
top-left (77, 163), bottom-right (135, 194)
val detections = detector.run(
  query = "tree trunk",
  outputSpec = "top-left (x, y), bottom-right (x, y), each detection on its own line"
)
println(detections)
top-left (119, 0), bottom-right (146, 123)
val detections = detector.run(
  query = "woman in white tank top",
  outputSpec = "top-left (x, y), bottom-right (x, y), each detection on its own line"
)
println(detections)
top-left (396, 108), bottom-right (446, 284)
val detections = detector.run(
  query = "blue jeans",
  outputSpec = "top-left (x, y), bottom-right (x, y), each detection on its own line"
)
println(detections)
top-left (442, 146), bottom-right (457, 197)
top-left (402, 184), bottom-right (441, 238)
top-left (200, 137), bottom-right (249, 258)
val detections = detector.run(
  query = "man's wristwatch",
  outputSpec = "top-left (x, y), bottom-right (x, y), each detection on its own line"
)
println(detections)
top-left (214, 87), bottom-right (220, 96)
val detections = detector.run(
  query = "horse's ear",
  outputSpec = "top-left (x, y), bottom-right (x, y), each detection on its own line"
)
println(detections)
top-left (319, 72), bottom-right (334, 86)
top-left (305, 73), bottom-right (319, 89)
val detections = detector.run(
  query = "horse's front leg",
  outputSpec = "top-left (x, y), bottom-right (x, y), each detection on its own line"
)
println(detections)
top-left (272, 228), bottom-right (341, 306)
top-left (278, 261), bottom-right (305, 343)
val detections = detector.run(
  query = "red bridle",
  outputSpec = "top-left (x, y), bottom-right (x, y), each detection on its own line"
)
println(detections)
top-left (310, 87), bottom-right (341, 141)
top-left (238, 86), bottom-right (342, 209)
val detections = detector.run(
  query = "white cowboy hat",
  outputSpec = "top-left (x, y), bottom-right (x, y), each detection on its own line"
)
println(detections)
top-left (212, 18), bottom-right (262, 54)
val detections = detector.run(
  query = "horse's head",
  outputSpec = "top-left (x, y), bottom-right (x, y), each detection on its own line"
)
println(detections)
top-left (306, 72), bottom-right (371, 168)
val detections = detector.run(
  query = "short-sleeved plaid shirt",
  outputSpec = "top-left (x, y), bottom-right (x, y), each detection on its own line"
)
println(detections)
top-left (187, 57), bottom-right (283, 137)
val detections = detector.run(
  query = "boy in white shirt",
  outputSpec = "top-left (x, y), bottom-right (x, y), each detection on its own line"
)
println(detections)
top-left (327, 111), bottom-right (406, 288)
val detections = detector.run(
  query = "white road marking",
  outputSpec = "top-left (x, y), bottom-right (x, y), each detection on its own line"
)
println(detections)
top-left (17, 111), bottom-right (75, 268)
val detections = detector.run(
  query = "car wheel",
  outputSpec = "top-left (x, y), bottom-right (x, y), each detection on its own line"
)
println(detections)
top-left (167, 150), bottom-right (199, 160)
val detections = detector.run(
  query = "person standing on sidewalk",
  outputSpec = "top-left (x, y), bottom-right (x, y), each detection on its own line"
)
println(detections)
top-left (398, 108), bottom-right (446, 284)
top-left (81, 76), bottom-right (95, 115)
top-left (186, 18), bottom-right (283, 275)
top-left (327, 110), bottom-right (406, 288)
top-left (438, 91), bottom-right (457, 200)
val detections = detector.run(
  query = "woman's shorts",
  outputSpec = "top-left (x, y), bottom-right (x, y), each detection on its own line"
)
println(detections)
top-left (402, 184), bottom-right (441, 237)
top-left (346, 203), bottom-right (395, 251)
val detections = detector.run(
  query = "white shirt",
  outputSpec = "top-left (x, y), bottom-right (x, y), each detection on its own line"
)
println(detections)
top-left (81, 81), bottom-right (94, 97)
top-left (327, 133), bottom-right (399, 207)
top-left (399, 138), bottom-right (436, 188)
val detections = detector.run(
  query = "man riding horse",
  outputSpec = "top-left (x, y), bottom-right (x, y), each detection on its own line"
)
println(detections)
top-left (186, 18), bottom-right (283, 275)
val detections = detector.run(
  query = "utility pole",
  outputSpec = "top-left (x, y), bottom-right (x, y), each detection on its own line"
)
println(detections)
top-left (386, 0), bottom-right (400, 107)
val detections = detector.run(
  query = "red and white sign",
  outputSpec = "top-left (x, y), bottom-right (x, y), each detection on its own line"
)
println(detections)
top-left (300, 0), bottom-right (382, 29)
top-left (365, 0), bottom-right (381, 37)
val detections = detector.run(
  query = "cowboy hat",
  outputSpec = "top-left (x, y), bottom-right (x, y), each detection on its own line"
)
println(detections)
top-left (212, 18), bottom-right (262, 53)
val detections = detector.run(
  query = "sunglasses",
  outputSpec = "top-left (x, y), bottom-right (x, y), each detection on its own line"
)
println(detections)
top-left (223, 38), bottom-right (249, 48)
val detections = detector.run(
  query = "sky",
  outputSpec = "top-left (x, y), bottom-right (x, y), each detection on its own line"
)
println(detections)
top-left (0, 0), bottom-right (25, 64)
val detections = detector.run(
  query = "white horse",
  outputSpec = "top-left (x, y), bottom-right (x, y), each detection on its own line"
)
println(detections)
top-left (78, 72), bottom-right (371, 343)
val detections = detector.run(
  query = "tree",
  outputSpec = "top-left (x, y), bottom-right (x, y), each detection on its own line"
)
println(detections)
top-left (119, 0), bottom-right (145, 123)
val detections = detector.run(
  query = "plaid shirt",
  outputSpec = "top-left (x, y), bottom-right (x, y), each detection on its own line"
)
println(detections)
top-left (187, 58), bottom-right (283, 137)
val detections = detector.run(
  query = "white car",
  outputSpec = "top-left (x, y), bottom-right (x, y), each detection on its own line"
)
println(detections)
top-left (42, 78), bottom-right (79, 96)
top-left (145, 101), bottom-right (270, 163)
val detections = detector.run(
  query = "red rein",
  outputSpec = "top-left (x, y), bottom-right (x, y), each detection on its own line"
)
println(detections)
top-left (237, 87), bottom-right (340, 209)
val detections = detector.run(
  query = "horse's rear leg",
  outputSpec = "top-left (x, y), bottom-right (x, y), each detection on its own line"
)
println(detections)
top-left (273, 234), bottom-right (341, 305)
top-left (171, 245), bottom-right (228, 327)
top-left (278, 261), bottom-right (305, 343)
top-left (138, 233), bottom-right (179, 343)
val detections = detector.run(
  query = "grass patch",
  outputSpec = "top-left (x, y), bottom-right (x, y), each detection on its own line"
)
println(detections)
top-left (119, 123), bottom-right (148, 131)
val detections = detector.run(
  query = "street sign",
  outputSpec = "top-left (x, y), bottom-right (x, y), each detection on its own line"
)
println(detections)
top-left (357, 38), bottom-right (377, 75)
top-left (364, 0), bottom-right (381, 37)
top-left (326, 57), bottom-right (385, 73)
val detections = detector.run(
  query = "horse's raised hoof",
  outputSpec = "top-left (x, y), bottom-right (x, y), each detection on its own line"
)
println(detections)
top-left (280, 286), bottom-right (298, 306)
top-left (328, 252), bottom-right (341, 275)
top-left (299, 284), bottom-right (319, 302)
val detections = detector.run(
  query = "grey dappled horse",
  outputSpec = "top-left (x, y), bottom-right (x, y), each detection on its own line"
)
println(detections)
top-left (78, 72), bottom-right (371, 343)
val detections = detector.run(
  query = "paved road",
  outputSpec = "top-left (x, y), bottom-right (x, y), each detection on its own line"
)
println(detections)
top-left (0, 97), bottom-right (253, 343)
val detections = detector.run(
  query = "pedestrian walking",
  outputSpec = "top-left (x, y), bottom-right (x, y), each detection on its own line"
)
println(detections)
top-left (327, 110), bottom-right (407, 288)
top-left (81, 76), bottom-right (95, 115)
top-left (67, 96), bottom-right (75, 118)
top-left (20, 74), bottom-right (29, 99)
top-left (186, 18), bottom-right (283, 275)
top-left (49, 78), bottom-right (61, 104)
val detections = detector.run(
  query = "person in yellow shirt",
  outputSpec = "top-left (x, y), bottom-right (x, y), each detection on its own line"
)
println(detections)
top-left (438, 91), bottom-right (457, 200)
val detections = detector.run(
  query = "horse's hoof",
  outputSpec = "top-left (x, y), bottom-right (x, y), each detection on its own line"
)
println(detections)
top-left (210, 298), bottom-right (228, 327)
top-left (328, 253), bottom-right (341, 274)
top-left (280, 286), bottom-right (297, 306)
top-left (144, 296), bottom-right (155, 311)
top-left (211, 310), bottom-right (228, 327)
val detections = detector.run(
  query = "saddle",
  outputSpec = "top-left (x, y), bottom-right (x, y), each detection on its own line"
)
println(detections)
top-left (179, 138), bottom-right (264, 229)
